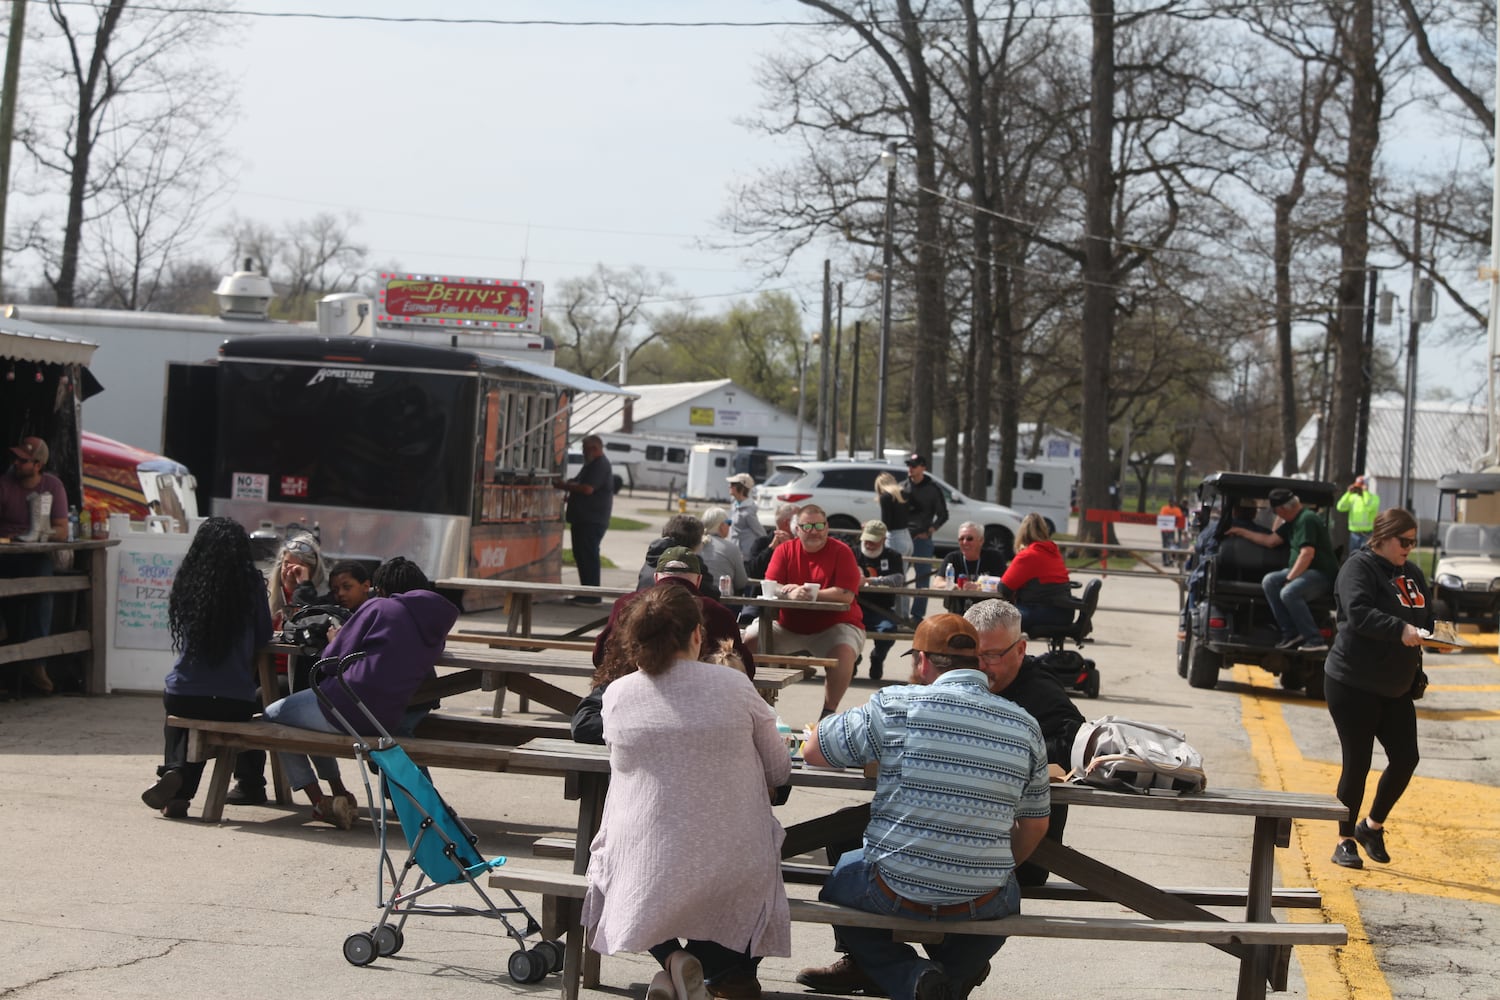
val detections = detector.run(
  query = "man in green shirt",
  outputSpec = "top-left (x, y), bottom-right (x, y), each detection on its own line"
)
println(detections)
top-left (1335, 475), bottom-right (1380, 552)
top-left (1227, 488), bottom-right (1339, 653)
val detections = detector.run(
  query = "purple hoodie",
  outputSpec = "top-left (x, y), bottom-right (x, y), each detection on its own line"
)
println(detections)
top-left (314, 589), bottom-right (459, 734)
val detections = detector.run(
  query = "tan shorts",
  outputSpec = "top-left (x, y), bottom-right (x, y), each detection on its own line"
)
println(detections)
top-left (766, 621), bottom-right (864, 661)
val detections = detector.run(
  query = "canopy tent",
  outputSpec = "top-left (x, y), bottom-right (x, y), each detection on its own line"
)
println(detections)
top-left (0, 312), bottom-right (104, 509)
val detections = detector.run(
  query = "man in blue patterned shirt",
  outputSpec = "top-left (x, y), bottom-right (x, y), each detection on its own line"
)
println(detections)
top-left (797, 614), bottom-right (1051, 1000)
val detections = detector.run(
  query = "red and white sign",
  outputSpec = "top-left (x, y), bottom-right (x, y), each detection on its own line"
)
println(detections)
top-left (280, 475), bottom-right (309, 498)
top-left (377, 272), bottom-right (544, 333)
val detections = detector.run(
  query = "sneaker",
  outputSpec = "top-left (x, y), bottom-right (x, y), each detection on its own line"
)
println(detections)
top-left (1274, 636), bottom-right (1304, 651)
top-left (647, 971), bottom-right (675, 1000)
top-left (706, 969), bottom-right (762, 1000)
top-left (914, 969), bottom-right (954, 1000)
top-left (161, 798), bottom-right (191, 819)
top-left (1354, 819), bottom-right (1391, 863)
top-left (666, 951), bottom-right (709, 1000)
top-left (1300, 641), bottom-right (1330, 654)
top-left (225, 783), bottom-right (268, 806)
top-left (313, 797), bottom-right (357, 830)
top-left (1331, 839), bottom-right (1363, 869)
top-left (868, 661), bottom-right (884, 681)
top-left (795, 956), bottom-right (887, 996)
top-left (955, 962), bottom-right (991, 1000)
top-left (142, 769), bottom-right (184, 810)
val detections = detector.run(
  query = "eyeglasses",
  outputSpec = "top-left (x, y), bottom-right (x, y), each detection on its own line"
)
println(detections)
top-left (958, 535), bottom-right (979, 541)
top-left (979, 636), bottom-right (1024, 662)
top-left (798, 521), bottom-right (828, 532)
top-left (1396, 536), bottom-right (1418, 549)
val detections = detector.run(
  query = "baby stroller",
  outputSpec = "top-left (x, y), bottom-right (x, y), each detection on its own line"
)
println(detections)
top-left (311, 652), bottom-right (564, 983)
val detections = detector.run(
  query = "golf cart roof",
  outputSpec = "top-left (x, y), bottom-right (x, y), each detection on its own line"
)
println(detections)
top-left (1197, 472), bottom-right (1339, 505)
top-left (1434, 473), bottom-right (1500, 496)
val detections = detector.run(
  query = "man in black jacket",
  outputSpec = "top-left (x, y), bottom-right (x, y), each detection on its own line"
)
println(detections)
top-left (900, 454), bottom-right (948, 619)
top-left (965, 598), bottom-right (1084, 886)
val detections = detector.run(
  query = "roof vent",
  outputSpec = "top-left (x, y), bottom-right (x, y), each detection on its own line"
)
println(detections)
top-left (214, 258), bottom-right (275, 320)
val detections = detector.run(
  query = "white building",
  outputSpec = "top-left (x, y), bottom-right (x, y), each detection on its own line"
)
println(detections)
top-left (572, 378), bottom-right (813, 454)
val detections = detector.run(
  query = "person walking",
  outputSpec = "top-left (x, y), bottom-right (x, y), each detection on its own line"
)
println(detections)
top-left (559, 435), bottom-right (613, 602)
top-left (1323, 509), bottom-right (1432, 870)
top-left (1336, 476), bottom-right (1381, 553)
top-left (726, 473), bottom-right (765, 559)
top-left (900, 454), bottom-right (948, 620)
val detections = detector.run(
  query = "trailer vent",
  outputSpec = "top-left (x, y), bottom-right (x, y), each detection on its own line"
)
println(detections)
top-left (214, 259), bottom-right (275, 321)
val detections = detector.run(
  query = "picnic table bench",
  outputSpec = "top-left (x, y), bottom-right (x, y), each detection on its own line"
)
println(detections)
top-left (497, 737), bottom-right (1347, 1000)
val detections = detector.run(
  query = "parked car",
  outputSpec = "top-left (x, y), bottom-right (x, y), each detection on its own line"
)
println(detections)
top-left (753, 460), bottom-right (1022, 553)
top-left (1177, 472), bottom-right (1340, 698)
top-left (1431, 522), bottom-right (1500, 623)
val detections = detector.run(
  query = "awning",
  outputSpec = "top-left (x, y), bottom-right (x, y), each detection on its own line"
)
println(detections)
top-left (493, 355), bottom-right (637, 397)
top-left (0, 311), bottom-right (99, 367)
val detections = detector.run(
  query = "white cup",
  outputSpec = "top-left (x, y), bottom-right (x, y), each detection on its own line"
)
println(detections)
top-left (760, 579), bottom-right (781, 598)
top-left (804, 583), bottom-right (821, 601)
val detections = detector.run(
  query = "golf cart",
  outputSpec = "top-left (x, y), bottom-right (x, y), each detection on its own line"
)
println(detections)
top-left (1428, 472), bottom-right (1500, 624)
top-left (1176, 473), bottom-right (1340, 698)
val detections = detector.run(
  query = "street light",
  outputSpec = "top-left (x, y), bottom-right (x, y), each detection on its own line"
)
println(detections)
top-left (873, 141), bottom-right (897, 460)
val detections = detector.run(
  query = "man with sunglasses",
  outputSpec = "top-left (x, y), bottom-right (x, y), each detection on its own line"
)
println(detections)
top-left (1227, 487), bottom-right (1339, 654)
top-left (1, 437), bottom-right (70, 694)
top-left (761, 504), bottom-right (865, 716)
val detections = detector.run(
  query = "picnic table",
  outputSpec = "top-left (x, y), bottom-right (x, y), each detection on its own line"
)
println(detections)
top-left (434, 578), bottom-right (634, 639)
top-left (858, 579), bottom-right (997, 627)
top-left (503, 737), bottom-right (1346, 1000)
top-left (718, 590), bottom-right (853, 654)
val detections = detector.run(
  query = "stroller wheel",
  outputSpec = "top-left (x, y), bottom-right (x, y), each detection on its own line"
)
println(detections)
top-left (509, 948), bottom-right (546, 984)
top-left (373, 925), bottom-right (403, 956)
top-left (533, 938), bottom-right (564, 974)
top-left (343, 932), bottom-right (377, 967)
top-left (526, 948), bottom-right (553, 982)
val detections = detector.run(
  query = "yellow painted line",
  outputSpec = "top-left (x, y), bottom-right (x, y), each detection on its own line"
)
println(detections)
top-left (1426, 684), bottom-right (1500, 693)
top-left (1235, 662), bottom-right (1500, 999)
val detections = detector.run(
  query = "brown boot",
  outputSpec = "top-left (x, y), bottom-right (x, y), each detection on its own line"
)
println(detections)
top-left (795, 956), bottom-right (887, 996)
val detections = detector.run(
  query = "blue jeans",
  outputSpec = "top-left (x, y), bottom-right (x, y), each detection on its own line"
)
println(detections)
top-left (569, 519), bottom-right (608, 589)
top-left (1262, 568), bottom-right (1331, 645)
top-left (910, 535), bottom-right (935, 620)
top-left (819, 851), bottom-right (1019, 1000)
top-left (1348, 533), bottom-right (1368, 553)
top-left (265, 688), bottom-right (432, 791)
top-left (866, 608), bottom-right (899, 670)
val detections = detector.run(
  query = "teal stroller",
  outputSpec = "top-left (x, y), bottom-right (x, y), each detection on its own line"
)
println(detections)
top-left (312, 652), bottom-right (563, 983)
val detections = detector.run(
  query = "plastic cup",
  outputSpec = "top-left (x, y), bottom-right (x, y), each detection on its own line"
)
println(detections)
top-left (760, 579), bottom-right (781, 598)
top-left (804, 583), bottom-right (821, 600)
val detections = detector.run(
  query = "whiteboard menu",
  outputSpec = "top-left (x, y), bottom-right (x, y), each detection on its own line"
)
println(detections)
top-left (114, 549), bottom-right (179, 650)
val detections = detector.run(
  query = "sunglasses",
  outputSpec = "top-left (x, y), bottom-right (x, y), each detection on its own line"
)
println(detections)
top-left (798, 521), bottom-right (828, 532)
top-left (1395, 536), bottom-right (1418, 550)
top-left (283, 539), bottom-right (318, 557)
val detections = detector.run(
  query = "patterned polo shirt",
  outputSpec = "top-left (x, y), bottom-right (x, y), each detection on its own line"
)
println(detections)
top-left (816, 668), bottom-right (1050, 904)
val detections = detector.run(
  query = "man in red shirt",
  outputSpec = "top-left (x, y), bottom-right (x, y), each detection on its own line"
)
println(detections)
top-left (761, 503), bottom-right (865, 717)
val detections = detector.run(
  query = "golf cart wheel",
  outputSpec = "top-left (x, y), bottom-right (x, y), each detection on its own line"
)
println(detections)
top-left (1187, 642), bottom-right (1222, 689)
top-left (1082, 671), bottom-right (1101, 699)
top-left (509, 948), bottom-right (546, 984)
top-left (343, 932), bottom-right (377, 967)
top-left (534, 938), bottom-right (564, 974)
top-left (373, 924), bottom-right (403, 956)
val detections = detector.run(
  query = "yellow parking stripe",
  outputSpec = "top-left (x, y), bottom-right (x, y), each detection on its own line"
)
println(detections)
top-left (1236, 661), bottom-right (1500, 998)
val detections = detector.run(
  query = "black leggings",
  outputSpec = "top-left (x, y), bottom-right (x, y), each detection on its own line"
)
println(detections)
top-left (1325, 674), bottom-right (1420, 838)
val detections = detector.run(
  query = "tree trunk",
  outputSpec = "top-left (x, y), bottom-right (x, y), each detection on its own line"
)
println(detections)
top-left (1079, 0), bottom-right (1118, 544)
top-left (1327, 0), bottom-right (1379, 490)
top-left (1273, 195), bottom-right (1301, 474)
top-left (0, 0), bottom-right (28, 300)
top-left (960, 0), bottom-right (995, 502)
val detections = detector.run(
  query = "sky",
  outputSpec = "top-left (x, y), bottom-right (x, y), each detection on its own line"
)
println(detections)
top-left (210, 0), bottom-right (836, 325)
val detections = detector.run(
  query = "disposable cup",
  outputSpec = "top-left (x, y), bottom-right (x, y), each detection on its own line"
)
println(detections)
top-left (804, 583), bottom-right (822, 600)
top-left (760, 579), bottom-right (781, 598)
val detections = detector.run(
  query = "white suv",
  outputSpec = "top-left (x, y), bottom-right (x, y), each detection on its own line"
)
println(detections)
top-left (754, 461), bottom-right (1022, 553)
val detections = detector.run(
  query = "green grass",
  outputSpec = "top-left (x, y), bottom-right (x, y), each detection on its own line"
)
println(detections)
top-left (610, 515), bottom-right (649, 532)
top-left (562, 551), bottom-right (618, 569)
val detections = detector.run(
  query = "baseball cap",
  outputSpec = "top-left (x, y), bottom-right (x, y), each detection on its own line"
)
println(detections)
top-left (901, 613), bottom-right (981, 657)
top-left (657, 546), bottom-right (705, 576)
top-left (727, 473), bottom-right (755, 490)
top-left (860, 519), bottom-right (888, 543)
top-left (1267, 488), bottom-right (1296, 509)
top-left (904, 453), bottom-right (927, 467)
top-left (10, 436), bottom-right (48, 464)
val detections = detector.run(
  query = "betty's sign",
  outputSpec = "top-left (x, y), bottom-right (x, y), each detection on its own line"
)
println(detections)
top-left (377, 272), bottom-right (544, 333)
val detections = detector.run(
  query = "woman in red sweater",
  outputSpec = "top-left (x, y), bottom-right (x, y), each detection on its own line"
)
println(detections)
top-left (1000, 513), bottom-right (1075, 634)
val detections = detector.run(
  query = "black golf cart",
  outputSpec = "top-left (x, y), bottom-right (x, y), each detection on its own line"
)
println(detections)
top-left (1176, 473), bottom-right (1340, 698)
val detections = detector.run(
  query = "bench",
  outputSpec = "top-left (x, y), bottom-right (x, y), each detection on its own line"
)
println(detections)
top-left (486, 866), bottom-right (1345, 1000)
top-left (168, 713), bottom-right (559, 822)
top-left (450, 629), bottom-right (832, 675)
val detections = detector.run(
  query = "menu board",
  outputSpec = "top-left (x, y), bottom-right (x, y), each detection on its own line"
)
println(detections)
top-left (114, 549), bottom-right (179, 650)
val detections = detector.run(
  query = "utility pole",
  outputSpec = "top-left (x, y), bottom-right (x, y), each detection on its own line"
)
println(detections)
top-left (0, 0), bottom-right (28, 299)
top-left (1400, 200), bottom-right (1425, 511)
top-left (848, 321), bottom-right (861, 457)
top-left (817, 260), bottom-right (832, 460)
top-left (873, 141), bottom-right (897, 459)
top-left (831, 282), bottom-right (842, 458)
top-left (1354, 269), bottom-right (1378, 475)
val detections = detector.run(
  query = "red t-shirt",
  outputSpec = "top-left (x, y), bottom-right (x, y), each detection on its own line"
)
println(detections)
top-left (1000, 539), bottom-right (1070, 592)
top-left (766, 537), bottom-right (864, 634)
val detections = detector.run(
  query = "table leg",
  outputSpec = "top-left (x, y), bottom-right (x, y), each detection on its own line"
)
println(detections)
top-left (560, 773), bottom-right (607, 998)
top-left (256, 649), bottom-right (292, 805)
top-left (1235, 815), bottom-right (1279, 1000)
top-left (759, 606), bottom-right (775, 654)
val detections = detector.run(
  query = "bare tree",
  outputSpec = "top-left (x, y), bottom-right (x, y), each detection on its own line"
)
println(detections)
top-left (547, 265), bottom-right (673, 381)
top-left (220, 212), bottom-right (367, 320)
top-left (16, 0), bottom-right (236, 306)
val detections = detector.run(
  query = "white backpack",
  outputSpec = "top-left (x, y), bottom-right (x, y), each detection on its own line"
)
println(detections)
top-left (1069, 716), bottom-right (1207, 794)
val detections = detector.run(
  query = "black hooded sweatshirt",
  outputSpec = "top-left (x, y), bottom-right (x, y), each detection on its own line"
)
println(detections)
top-left (1324, 546), bottom-right (1434, 698)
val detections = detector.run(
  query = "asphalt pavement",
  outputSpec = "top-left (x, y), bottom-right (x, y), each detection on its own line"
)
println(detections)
top-left (1, 504), bottom-right (1495, 999)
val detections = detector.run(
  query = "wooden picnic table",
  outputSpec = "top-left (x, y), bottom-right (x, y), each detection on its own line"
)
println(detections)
top-left (507, 736), bottom-right (1345, 1000)
top-left (0, 536), bottom-right (119, 694)
top-left (858, 580), bottom-right (999, 627)
top-left (434, 577), bottom-right (634, 639)
top-left (718, 590), bottom-right (853, 654)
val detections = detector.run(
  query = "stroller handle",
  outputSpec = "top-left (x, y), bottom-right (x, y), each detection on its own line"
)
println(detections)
top-left (309, 651), bottom-right (396, 746)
